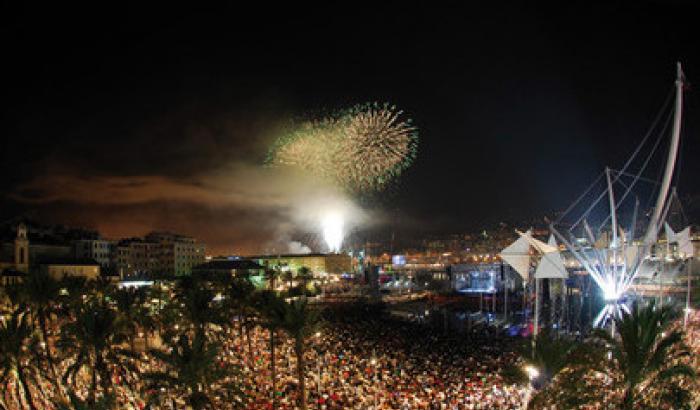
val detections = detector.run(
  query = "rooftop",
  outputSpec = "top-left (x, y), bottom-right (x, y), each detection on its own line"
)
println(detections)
top-left (246, 253), bottom-right (341, 259)
top-left (37, 257), bottom-right (100, 266)
top-left (193, 259), bottom-right (264, 271)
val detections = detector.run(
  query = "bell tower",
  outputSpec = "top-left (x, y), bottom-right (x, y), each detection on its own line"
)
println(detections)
top-left (14, 223), bottom-right (29, 273)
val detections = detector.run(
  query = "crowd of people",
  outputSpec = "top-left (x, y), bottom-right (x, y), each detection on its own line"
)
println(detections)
top-left (2, 277), bottom-right (697, 410)
top-left (232, 311), bottom-right (526, 409)
top-left (0, 300), bottom-right (528, 410)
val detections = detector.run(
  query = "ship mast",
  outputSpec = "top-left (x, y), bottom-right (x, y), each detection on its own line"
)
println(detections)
top-left (643, 62), bottom-right (684, 245)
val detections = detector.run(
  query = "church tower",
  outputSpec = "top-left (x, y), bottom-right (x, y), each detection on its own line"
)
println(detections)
top-left (14, 223), bottom-right (29, 273)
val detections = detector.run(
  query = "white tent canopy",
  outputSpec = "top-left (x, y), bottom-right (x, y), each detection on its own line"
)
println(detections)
top-left (499, 231), bottom-right (532, 281)
top-left (665, 223), bottom-right (694, 258)
top-left (516, 230), bottom-right (558, 254)
top-left (535, 235), bottom-right (568, 279)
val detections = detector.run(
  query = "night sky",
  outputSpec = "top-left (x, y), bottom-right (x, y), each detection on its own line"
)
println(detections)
top-left (2, 2), bottom-right (699, 254)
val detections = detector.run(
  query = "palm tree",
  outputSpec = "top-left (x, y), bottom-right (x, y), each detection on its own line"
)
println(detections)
top-left (282, 271), bottom-right (294, 291)
top-left (53, 392), bottom-right (114, 410)
top-left (0, 309), bottom-right (41, 410)
top-left (225, 277), bottom-right (255, 362)
top-left (598, 301), bottom-right (695, 409)
top-left (501, 329), bottom-right (587, 409)
top-left (58, 296), bottom-right (138, 407)
top-left (147, 282), bottom-right (174, 345)
top-left (111, 287), bottom-right (147, 351)
top-left (508, 330), bottom-right (607, 409)
top-left (254, 290), bottom-right (287, 410)
top-left (297, 267), bottom-right (313, 295)
top-left (526, 330), bottom-right (580, 389)
top-left (173, 277), bottom-right (223, 339)
top-left (279, 298), bottom-right (322, 410)
top-left (142, 332), bottom-right (241, 410)
top-left (19, 269), bottom-right (63, 383)
top-left (266, 265), bottom-right (283, 292)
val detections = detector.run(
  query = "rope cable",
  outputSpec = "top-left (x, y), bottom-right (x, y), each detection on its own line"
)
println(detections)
top-left (595, 109), bottom-right (673, 231)
top-left (556, 86), bottom-right (674, 230)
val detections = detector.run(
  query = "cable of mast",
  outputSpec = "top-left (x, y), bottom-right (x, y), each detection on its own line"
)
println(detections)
top-left (554, 171), bottom-right (604, 225)
top-left (555, 86), bottom-right (673, 229)
top-left (595, 108), bottom-right (673, 232)
top-left (612, 170), bottom-right (662, 186)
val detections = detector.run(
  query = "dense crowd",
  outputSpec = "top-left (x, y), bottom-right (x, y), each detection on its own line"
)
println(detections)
top-left (0, 300), bottom-right (526, 410)
top-left (1, 274), bottom-right (697, 410)
top-left (232, 314), bottom-right (526, 409)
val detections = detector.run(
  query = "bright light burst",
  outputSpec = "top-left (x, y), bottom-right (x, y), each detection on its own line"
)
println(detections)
top-left (268, 103), bottom-right (418, 193)
top-left (321, 211), bottom-right (344, 253)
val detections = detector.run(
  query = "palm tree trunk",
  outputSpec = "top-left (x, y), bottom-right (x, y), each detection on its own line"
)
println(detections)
top-left (295, 338), bottom-right (306, 410)
top-left (246, 319), bottom-right (253, 365)
top-left (89, 363), bottom-right (98, 406)
top-left (97, 355), bottom-right (109, 394)
top-left (17, 370), bottom-right (38, 410)
top-left (622, 387), bottom-right (635, 410)
top-left (270, 329), bottom-right (277, 410)
top-left (241, 317), bottom-right (253, 365)
top-left (14, 378), bottom-right (24, 410)
top-left (237, 309), bottom-right (245, 352)
top-left (38, 313), bottom-right (60, 384)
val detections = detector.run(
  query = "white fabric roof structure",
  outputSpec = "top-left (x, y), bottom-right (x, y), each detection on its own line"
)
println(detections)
top-left (676, 227), bottom-right (693, 257)
top-left (665, 223), bottom-right (694, 258)
top-left (516, 230), bottom-right (558, 254)
top-left (664, 222), bottom-right (674, 244)
top-left (534, 235), bottom-right (568, 279)
top-left (499, 231), bottom-right (531, 281)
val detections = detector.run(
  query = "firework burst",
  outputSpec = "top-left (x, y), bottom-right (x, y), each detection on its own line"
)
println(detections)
top-left (268, 103), bottom-right (418, 193)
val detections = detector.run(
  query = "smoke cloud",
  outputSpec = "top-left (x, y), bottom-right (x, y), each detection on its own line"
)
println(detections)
top-left (12, 162), bottom-right (370, 255)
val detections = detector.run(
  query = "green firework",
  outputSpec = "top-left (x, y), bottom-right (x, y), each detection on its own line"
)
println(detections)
top-left (267, 103), bottom-right (419, 193)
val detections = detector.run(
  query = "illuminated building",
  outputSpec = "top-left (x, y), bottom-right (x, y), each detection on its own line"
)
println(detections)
top-left (192, 259), bottom-right (264, 277)
top-left (38, 258), bottom-right (101, 281)
top-left (249, 253), bottom-right (352, 275)
top-left (146, 232), bottom-right (206, 276)
top-left (192, 258), bottom-right (266, 288)
top-left (1, 223), bottom-right (92, 285)
top-left (116, 232), bottom-right (206, 277)
top-left (0, 224), bottom-right (29, 285)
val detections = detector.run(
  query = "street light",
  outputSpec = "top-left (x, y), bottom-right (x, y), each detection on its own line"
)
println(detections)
top-left (523, 365), bottom-right (540, 410)
top-left (524, 365), bottom-right (539, 380)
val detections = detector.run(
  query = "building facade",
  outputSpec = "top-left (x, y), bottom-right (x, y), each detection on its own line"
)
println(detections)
top-left (191, 259), bottom-right (265, 289)
top-left (1, 224), bottom-right (102, 284)
top-left (146, 232), bottom-right (206, 276)
top-left (116, 233), bottom-right (206, 277)
top-left (115, 239), bottom-right (160, 277)
top-left (39, 258), bottom-right (101, 281)
top-left (249, 253), bottom-right (352, 275)
top-left (73, 239), bottom-right (114, 268)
